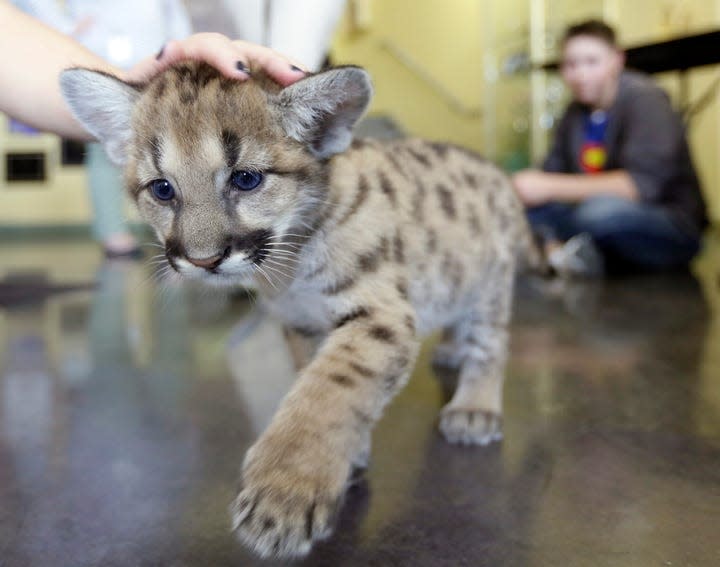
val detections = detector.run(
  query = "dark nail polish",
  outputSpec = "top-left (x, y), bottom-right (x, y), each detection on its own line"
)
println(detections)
top-left (155, 45), bottom-right (165, 60)
top-left (290, 65), bottom-right (304, 73)
top-left (236, 61), bottom-right (250, 74)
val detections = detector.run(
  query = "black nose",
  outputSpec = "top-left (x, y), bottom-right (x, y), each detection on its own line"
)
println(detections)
top-left (185, 247), bottom-right (231, 270)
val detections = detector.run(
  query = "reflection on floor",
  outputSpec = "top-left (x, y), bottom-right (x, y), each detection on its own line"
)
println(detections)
top-left (0, 232), bottom-right (719, 567)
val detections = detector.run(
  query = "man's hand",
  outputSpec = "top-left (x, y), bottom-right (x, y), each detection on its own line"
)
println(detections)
top-left (511, 169), bottom-right (554, 207)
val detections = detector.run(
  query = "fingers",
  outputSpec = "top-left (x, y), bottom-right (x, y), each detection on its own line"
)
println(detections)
top-left (124, 33), bottom-right (308, 87)
top-left (231, 40), bottom-right (308, 86)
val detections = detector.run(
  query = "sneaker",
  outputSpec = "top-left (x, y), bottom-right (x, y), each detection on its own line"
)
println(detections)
top-left (548, 233), bottom-right (604, 278)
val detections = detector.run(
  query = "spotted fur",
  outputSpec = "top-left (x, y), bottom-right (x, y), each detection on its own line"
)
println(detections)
top-left (60, 62), bottom-right (542, 559)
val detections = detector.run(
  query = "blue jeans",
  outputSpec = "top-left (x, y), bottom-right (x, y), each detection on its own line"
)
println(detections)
top-left (527, 196), bottom-right (702, 273)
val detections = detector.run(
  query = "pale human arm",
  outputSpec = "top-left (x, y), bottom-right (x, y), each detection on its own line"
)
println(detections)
top-left (0, 1), bottom-right (307, 140)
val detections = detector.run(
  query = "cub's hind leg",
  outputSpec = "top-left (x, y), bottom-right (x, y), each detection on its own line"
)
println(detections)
top-left (432, 327), bottom-right (465, 370)
top-left (439, 260), bottom-right (514, 446)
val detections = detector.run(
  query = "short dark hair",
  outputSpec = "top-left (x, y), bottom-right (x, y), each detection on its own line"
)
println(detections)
top-left (562, 19), bottom-right (617, 48)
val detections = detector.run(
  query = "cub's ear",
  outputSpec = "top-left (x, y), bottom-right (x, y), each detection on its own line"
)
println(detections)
top-left (60, 68), bottom-right (141, 165)
top-left (275, 66), bottom-right (373, 159)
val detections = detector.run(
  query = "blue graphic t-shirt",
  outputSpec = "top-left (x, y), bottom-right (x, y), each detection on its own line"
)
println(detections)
top-left (579, 110), bottom-right (609, 174)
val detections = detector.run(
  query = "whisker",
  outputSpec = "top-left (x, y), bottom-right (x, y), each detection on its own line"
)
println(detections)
top-left (262, 251), bottom-right (302, 263)
top-left (266, 242), bottom-right (304, 251)
top-left (266, 233), bottom-right (312, 240)
top-left (266, 255), bottom-right (305, 266)
top-left (254, 265), bottom-right (278, 291)
top-left (262, 257), bottom-right (296, 274)
top-left (261, 262), bottom-right (295, 282)
top-left (133, 262), bottom-right (170, 291)
top-left (261, 249), bottom-right (302, 261)
top-left (265, 249), bottom-right (303, 258)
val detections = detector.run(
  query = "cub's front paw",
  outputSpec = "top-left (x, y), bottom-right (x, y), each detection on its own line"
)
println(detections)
top-left (439, 406), bottom-right (503, 446)
top-left (230, 439), bottom-right (350, 559)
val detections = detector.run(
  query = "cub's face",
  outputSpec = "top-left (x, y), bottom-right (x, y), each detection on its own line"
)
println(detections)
top-left (127, 69), bottom-right (325, 285)
top-left (60, 63), bottom-right (372, 285)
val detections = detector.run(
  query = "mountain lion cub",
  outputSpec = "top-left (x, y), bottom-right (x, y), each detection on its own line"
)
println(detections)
top-left (61, 62), bottom-right (539, 558)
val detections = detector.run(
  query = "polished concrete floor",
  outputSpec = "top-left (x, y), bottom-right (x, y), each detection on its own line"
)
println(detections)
top-left (1, 235), bottom-right (720, 567)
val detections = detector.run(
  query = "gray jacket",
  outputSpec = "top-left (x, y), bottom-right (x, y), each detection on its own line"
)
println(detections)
top-left (543, 71), bottom-right (707, 236)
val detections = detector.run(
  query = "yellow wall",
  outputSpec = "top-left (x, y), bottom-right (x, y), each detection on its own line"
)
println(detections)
top-left (0, 113), bottom-right (92, 226)
top-left (332, 0), bottom-right (485, 152)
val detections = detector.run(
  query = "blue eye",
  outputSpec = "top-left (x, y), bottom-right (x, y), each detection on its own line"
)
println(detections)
top-left (231, 170), bottom-right (263, 191)
top-left (150, 179), bottom-right (175, 201)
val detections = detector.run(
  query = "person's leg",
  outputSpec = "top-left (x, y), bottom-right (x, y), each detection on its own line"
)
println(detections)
top-left (570, 195), bottom-right (701, 272)
top-left (526, 202), bottom-right (577, 241)
top-left (86, 143), bottom-right (139, 256)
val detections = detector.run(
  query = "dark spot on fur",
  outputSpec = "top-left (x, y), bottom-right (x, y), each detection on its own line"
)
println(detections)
top-left (379, 171), bottom-right (398, 207)
top-left (305, 502), bottom-right (316, 540)
top-left (222, 129), bottom-right (241, 168)
top-left (150, 137), bottom-right (162, 173)
top-left (219, 77), bottom-right (237, 91)
top-left (337, 175), bottom-right (370, 225)
top-left (463, 171), bottom-right (479, 188)
top-left (411, 178), bottom-right (427, 222)
top-left (154, 76), bottom-right (167, 98)
top-left (428, 142), bottom-right (450, 159)
top-left (467, 204), bottom-right (482, 235)
top-left (396, 278), bottom-right (409, 299)
top-left (349, 361), bottom-right (374, 378)
top-left (330, 373), bottom-right (356, 387)
top-left (437, 183), bottom-right (456, 219)
top-left (358, 237), bottom-right (389, 272)
top-left (334, 307), bottom-right (372, 329)
top-left (404, 315), bottom-right (416, 332)
top-left (369, 325), bottom-right (395, 343)
top-left (386, 152), bottom-right (410, 179)
top-left (195, 63), bottom-right (219, 88)
top-left (393, 232), bottom-right (405, 263)
top-left (408, 148), bottom-right (431, 167)
top-left (323, 274), bottom-right (357, 295)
